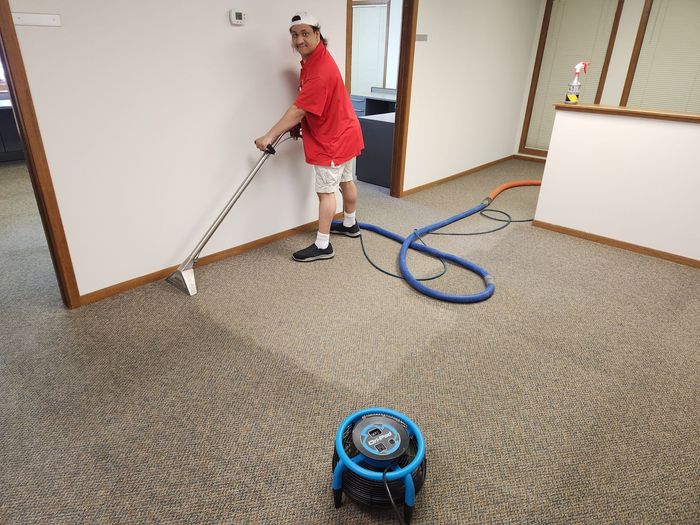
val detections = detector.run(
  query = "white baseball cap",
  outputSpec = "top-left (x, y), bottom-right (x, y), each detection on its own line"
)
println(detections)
top-left (290, 11), bottom-right (320, 29)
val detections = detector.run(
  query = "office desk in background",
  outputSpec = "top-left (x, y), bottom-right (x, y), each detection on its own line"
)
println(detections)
top-left (0, 99), bottom-right (24, 162)
top-left (356, 112), bottom-right (394, 188)
top-left (350, 91), bottom-right (396, 117)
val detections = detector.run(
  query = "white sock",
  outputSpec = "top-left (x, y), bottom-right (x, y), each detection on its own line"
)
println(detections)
top-left (343, 211), bottom-right (356, 227)
top-left (315, 232), bottom-right (330, 249)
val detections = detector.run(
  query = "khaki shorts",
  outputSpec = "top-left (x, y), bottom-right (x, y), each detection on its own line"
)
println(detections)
top-left (314, 158), bottom-right (356, 193)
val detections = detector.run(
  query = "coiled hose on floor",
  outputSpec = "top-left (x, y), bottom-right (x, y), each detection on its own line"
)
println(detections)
top-left (340, 180), bottom-right (541, 304)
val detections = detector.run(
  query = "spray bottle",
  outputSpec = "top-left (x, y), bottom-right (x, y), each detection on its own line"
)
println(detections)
top-left (565, 61), bottom-right (589, 104)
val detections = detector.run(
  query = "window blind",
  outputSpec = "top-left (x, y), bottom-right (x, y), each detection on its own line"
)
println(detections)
top-left (626, 0), bottom-right (700, 114)
top-left (526, 0), bottom-right (618, 151)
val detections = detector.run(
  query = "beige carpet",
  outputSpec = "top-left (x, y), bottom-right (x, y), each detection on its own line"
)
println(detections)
top-left (1, 159), bottom-right (698, 524)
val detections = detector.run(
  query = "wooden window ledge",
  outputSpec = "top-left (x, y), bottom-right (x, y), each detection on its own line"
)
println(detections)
top-left (554, 103), bottom-right (700, 125)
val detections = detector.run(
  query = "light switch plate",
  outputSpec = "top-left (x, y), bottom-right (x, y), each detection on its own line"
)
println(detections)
top-left (12, 12), bottom-right (61, 27)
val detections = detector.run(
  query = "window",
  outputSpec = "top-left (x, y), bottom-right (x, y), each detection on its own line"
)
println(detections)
top-left (351, 2), bottom-right (389, 94)
top-left (521, 0), bottom-right (622, 154)
top-left (624, 0), bottom-right (700, 114)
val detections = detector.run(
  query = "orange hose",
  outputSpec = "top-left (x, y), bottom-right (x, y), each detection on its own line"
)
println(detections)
top-left (487, 179), bottom-right (541, 201)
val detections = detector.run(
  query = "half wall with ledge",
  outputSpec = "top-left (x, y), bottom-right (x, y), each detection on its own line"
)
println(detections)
top-left (533, 103), bottom-right (700, 268)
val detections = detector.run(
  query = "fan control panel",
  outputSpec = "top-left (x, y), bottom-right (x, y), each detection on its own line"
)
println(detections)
top-left (352, 414), bottom-right (409, 460)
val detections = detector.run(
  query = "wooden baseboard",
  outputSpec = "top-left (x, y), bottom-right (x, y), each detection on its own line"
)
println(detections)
top-left (518, 147), bottom-right (547, 158)
top-left (532, 220), bottom-right (700, 268)
top-left (79, 267), bottom-right (176, 306)
top-left (401, 155), bottom-right (515, 196)
top-left (79, 213), bottom-right (342, 306)
top-left (514, 154), bottom-right (546, 163)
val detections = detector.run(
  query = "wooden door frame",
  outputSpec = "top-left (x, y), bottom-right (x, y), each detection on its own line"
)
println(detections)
top-left (0, 0), bottom-right (80, 308)
top-left (346, 0), bottom-right (419, 197)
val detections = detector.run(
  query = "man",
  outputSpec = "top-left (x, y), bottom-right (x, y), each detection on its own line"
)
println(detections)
top-left (255, 11), bottom-right (364, 262)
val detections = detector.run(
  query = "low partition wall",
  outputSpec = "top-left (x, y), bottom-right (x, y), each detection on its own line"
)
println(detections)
top-left (534, 104), bottom-right (700, 267)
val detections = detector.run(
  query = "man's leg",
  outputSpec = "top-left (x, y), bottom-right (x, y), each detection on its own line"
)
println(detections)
top-left (339, 181), bottom-right (357, 215)
top-left (292, 192), bottom-right (335, 261)
top-left (330, 159), bottom-right (360, 237)
top-left (317, 191), bottom-right (336, 235)
top-left (291, 165), bottom-right (338, 261)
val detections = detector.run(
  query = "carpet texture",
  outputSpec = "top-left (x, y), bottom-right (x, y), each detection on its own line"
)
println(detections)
top-left (1, 159), bottom-right (698, 524)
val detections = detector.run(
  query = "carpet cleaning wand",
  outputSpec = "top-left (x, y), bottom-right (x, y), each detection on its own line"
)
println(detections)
top-left (565, 61), bottom-right (589, 104)
top-left (166, 133), bottom-right (288, 296)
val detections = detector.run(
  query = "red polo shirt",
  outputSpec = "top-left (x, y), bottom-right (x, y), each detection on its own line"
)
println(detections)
top-left (294, 43), bottom-right (364, 166)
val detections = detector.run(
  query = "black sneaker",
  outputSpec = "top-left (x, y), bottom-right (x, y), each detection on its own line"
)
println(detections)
top-left (330, 221), bottom-right (360, 237)
top-left (292, 243), bottom-right (335, 262)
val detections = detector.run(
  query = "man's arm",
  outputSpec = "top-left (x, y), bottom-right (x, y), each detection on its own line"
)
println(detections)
top-left (255, 105), bottom-right (306, 151)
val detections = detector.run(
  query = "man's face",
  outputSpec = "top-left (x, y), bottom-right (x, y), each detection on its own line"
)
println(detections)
top-left (290, 24), bottom-right (320, 59)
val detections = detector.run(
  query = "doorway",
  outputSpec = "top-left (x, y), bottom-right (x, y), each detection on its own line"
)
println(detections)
top-left (0, 2), bottom-right (80, 308)
top-left (346, 0), bottom-right (418, 198)
top-left (0, 37), bottom-right (61, 306)
top-left (0, 64), bottom-right (24, 162)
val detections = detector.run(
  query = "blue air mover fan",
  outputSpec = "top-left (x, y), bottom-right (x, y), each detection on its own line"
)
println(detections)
top-left (332, 408), bottom-right (427, 524)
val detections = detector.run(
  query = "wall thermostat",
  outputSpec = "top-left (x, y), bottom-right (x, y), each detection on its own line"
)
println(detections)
top-left (229, 9), bottom-right (246, 26)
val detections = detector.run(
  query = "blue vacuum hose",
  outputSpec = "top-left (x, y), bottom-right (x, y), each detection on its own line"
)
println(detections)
top-left (337, 180), bottom-right (541, 304)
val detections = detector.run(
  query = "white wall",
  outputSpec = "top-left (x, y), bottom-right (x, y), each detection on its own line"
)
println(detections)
top-left (535, 109), bottom-right (700, 260)
top-left (10, 0), bottom-right (346, 295)
top-left (403, 0), bottom-right (543, 191)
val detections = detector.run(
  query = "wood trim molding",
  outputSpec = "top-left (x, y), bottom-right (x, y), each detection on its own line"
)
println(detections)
top-left (401, 155), bottom-right (515, 196)
top-left (514, 154), bottom-right (546, 164)
top-left (79, 267), bottom-right (177, 306)
top-left (620, 0), bottom-right (653, 106)
top-left (554, 103), bottom-right (700, 125)
top-left (595, 0), bottom-right (625, 104)
top-left (532, 220), bottom-right (699, 269)
top-left (518, 0), bottom-right (553, 155)
top-left (520, 147), bottom-right (548, 158)
top-left (80, 214), bottom-right (340, 306)
top-left (352, 0), bottom-right (389, 5)
top-left (390, 0), bottom-right (418, 198)
top-left (0, 0), bottom-right (80, 308)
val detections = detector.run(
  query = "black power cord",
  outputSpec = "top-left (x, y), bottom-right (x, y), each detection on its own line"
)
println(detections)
top-left (359, 227), bottom-right (447, 280)
top-left (383, 463), bottom-right (406, 525)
